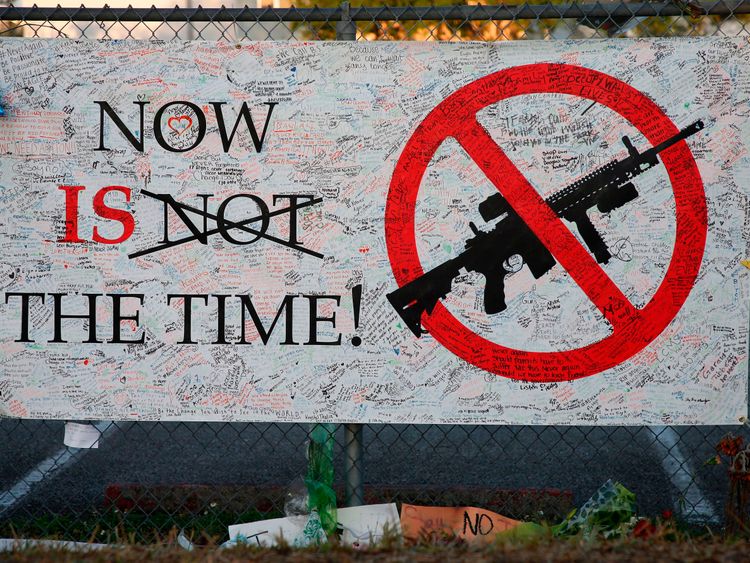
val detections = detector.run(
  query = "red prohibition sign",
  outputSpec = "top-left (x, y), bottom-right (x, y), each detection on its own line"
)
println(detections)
top-left (385, 63), bottom-right (708, 382)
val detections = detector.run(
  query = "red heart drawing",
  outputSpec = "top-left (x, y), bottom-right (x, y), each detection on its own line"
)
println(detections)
top-left (167, 115), bottom-right (193, 136)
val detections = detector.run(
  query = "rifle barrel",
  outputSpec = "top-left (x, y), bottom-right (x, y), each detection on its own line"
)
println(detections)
top-left (646, 120), bottom-right (704, 157)
top-left (545, 120), bottom-right (703, 215)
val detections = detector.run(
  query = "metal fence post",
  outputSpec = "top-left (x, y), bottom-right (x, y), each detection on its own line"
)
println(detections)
top-left (344, 424), bottom-right (364, 507)
top-left (336, 0), bottom-right (363, 509)
top-left (336, 1), bottom-right (357, 41)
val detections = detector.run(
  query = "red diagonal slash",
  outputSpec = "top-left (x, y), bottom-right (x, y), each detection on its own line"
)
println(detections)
top-left (454, 118), bottom-right (639, 330)
top-left (385, 63), bottom-right (707, 382)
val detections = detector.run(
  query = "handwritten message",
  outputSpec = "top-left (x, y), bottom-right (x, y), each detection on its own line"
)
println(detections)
top-left (0, 39), bottom-right (747, 424)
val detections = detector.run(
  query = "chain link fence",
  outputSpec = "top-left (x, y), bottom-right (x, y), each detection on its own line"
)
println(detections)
top-left (2, 1), bottom-right (750, 40)
top-left (0, 0), bottom-right (749, 544)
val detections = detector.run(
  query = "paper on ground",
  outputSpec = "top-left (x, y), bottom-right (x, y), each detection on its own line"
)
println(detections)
top-left (338, 503), bottom-right (400, 547)
top-left (228, 514), bottom-right (307, 547)
top-left (400, 504), bottom-right (521, 543)
top-left (228, 503), bottom-right (400, 547)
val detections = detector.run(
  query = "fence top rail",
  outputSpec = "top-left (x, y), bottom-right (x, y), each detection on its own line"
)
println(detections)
top-left (1, 1), bottom-right (749, 23)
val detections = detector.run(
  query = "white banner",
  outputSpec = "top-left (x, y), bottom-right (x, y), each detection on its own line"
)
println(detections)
top-left (0, 38), bottom-right (747, 424)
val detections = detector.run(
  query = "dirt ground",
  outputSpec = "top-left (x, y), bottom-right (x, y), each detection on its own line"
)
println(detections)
top-left (3, 539), bottom-right (750, 563)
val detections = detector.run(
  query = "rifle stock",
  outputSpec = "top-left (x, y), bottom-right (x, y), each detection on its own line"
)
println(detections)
top-left (386, 259), bottom-right (461, 337)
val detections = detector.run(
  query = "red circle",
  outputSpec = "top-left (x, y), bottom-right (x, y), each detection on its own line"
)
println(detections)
top-left (385, 63), bottom-right (707, 382)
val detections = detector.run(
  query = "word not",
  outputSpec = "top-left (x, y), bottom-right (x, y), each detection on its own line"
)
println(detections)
top-left (95, 100), bottom-right (277, 153)
top-left (131, 191), bottom-right (323, 259)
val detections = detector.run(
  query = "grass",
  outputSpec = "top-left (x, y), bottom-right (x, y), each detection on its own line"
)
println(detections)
top-left (0, 507), bottom-right (281, 545)
top-left (3, 536), bottom-right (750, 562)
top-left (3, 508), bottom-right (750, 561)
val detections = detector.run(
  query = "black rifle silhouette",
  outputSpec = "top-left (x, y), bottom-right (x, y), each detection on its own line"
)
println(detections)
top-left (387, 120), bottom-right (704, 337)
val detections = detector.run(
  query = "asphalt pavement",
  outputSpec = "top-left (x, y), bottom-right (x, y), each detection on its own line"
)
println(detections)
top-left (1, 418), bottom-right (740, 528)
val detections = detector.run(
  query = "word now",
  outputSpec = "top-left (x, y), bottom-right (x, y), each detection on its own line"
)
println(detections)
top-left (95, 100), bottom-right (277, 153)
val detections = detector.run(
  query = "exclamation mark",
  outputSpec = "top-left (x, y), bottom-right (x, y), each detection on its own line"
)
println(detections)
top-left (351, 283), bottom-right (362, 347)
